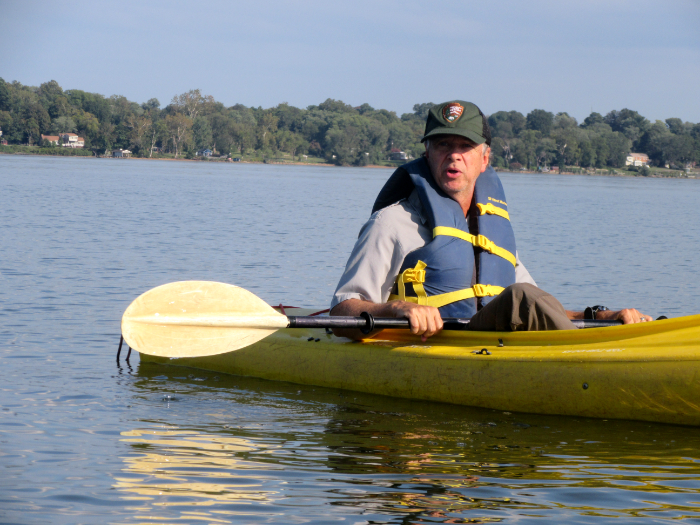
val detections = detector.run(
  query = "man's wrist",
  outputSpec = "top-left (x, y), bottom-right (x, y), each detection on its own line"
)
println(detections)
top-left (584, 305), bottom-right (609, 320)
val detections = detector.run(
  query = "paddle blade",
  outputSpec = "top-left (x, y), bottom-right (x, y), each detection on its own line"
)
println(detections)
top-left (121, 281), bottom-right (288, 358)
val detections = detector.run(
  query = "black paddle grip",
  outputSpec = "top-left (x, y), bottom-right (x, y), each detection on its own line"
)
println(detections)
top-left (286, 316), bottom-right (621, 331)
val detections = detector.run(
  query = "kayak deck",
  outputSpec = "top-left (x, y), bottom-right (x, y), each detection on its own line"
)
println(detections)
top-left (139, 310), bottom-right (700, 426)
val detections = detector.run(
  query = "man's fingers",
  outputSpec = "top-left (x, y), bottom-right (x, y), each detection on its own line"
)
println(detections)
top-left (397, 304), bottom-right (443, 339)
top-left (616, 308), bottom-right (651, 324)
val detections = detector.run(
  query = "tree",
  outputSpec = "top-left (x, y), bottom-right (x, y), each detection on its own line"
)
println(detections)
top-left (578, 138), bottom-right (597, 168)
top-left (317, 98), bottom-right (356, 114)
top-left (535, 138), bottom-right (556, 168)
top-left (604, 109), bottom-right (649, 148)
top-left (276, 129), bottom-right (307, 159)
top-left (0, 77), bottom-right (10, 112)
top-left (256, 111), bottom-right (279, 150)
top-left (412, 102), bottom-right (435, 119)
top-left (96, 120), bottom-right (116, 153)
top-left (21, 103), bottom-right (50, 144)
top-left (659, 134), bottom-right (696, 167)
top-left (126, 115), bottom-right (153, 156)
top-left (150, 119), bottom-right (168, 157)
top-left (489, 111), bottom-right (525, 138)
top-left (192, 116), bottom-right (213, 151)
top-left (492, 136), bottom-right (515, 167)
top-left (324, 124), bottom-right (361, 165)
top-left (0, 111), bottom-right (13, 141)
top-left (553, 127), bottom-right (582, 166)
top-left (171, 89), bottom-right (214, 120)
top-left (165, 114), bottom-right (192, 157)
top-left (581, 112), bottom-right (604, 128)
top-left (665, 118), bottom-right (687, 135)
top-left (75, 111), bottom-right (100, 143)
top-left (552, 112), bottom-right (577, 130)
top-left (606, 131), bottom-right (631, 168)
top-left (274, 102), bottom-right (305, 133)
top-left (638, 120), bottom-right (672, 165)
top-left (514, 129), bottom-right (541, 169)
top-left (142, 98), bottom-right (160, 111)
top-left (66, 90), bottom-right (111, 123)
top-left (50, 115), bottom-right (77, 134)
top-left (526, 109), bottom-right (554, 136)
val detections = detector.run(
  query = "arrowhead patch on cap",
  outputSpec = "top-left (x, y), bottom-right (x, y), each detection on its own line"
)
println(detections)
top-left (442, 102), bottom-right (464, 123)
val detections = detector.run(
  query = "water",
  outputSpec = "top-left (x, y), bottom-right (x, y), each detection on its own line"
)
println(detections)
top-left (1, 155), bottom-right (699, 524)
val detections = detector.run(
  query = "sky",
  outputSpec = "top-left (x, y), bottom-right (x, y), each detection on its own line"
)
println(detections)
top-left (1, 0), bottom-right (699, 123)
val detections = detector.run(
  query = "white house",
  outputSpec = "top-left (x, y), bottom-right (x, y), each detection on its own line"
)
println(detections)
top-left (59, 133), bottom-right (85, 148)
top-left (41, 134), bottom-right (60, 145)
top-left (389, 148), bottom-right (408, 161)
top-left (112, 149), bottom-right (132, 158)
top-left (626, 152), bottom-right (650, 167)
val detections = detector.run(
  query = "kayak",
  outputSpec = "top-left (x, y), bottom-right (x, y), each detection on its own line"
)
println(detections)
top-left (137, 306), bottom-right (700, 426)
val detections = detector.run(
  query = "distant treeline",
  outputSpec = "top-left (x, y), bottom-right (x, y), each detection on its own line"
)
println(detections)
top-left (0, 78), bottom-right (698, 169)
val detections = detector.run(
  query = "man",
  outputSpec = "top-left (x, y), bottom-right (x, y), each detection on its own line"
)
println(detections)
top-left (330, 100), bottom-right (650, 341)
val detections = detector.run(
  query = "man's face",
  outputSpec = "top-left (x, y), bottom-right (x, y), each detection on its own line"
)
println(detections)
top-left (424, 135), bottom-right (490, 202)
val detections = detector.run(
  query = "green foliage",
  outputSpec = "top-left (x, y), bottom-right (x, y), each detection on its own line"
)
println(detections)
top-left (526, 109), bottom-right (554, 136)
top-left (412, 103), bottom-right (435, 120)
top-left (0, 144), bottom-right (92, 156)
top-left (488, 111), bottom-right (525, 139)
top-left (581, 112), bottom-right (604, 128)
top-left (192, 116), bottom-right (213, 150)
top-left (1, 77), bottom-right (698, 169)
top-left (0, 78), bottom-right (10, 112)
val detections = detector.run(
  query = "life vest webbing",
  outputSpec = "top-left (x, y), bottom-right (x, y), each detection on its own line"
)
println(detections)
top-left (389, 261), bottom-right (505, 308)
top-left (476, 202), bottom-right (510, 221)
top-left (433, 226), bottom-right (516, 267)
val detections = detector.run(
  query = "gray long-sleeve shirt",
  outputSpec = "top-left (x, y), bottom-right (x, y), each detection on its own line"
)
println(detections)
top-left (331, 189), bottom-right (536, 311)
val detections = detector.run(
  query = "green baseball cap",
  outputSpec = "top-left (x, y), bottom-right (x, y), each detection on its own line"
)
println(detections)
top-left (421, 100), bottom-right (491, 145)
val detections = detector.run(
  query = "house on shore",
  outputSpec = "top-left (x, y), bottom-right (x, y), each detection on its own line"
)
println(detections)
top-left (196, 148), bottom-right (213, 157)
top-left (59, 133), bottom-right (85, 148)
top-left (112, 149), bottom-right (132, 158)
top-left (626, 152), bottom-right (650, 167)
top-left (389, 148), bottom-right (408, 161)
top-left (41, 134), bottom-right (60, 146)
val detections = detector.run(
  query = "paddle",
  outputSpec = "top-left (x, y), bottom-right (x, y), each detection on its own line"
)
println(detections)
top-left (121, 280), bottom-right (622, 358)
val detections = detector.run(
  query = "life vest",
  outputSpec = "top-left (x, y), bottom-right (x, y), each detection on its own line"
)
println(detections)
top-left (374, 157), bottom-right (516, 318)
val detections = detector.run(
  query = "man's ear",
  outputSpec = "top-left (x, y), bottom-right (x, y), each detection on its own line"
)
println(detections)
top-left (480, 146), bottom-right (491, 173)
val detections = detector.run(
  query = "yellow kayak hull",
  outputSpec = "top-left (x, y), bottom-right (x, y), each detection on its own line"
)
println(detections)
top-left (139, 310), bottom-right (700, 426)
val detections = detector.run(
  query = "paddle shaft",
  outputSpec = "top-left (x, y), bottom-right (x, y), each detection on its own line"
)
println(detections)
top-left (287, 314), bottom-right (621, 332)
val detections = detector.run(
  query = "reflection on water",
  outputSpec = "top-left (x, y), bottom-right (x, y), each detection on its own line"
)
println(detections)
top-left (3, 156), bottom-right (700, 524)
top-left (111, 362), bottom-right (700, 523)
top-left (117, 430), bottom-right (275, 510)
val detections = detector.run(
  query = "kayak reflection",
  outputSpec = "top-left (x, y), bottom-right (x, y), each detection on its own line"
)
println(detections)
top-left (114, 361), bottom-right (700, 523)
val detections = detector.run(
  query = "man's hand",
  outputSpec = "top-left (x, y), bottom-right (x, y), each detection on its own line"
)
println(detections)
top-left (386, 302), bottom-right (443, 342)
top-left (567, 307), bottom-right (653, 324)
top-left (330, 298), bottom-right (443, 341)
top-left (595, 308), bottom-right (652, 324)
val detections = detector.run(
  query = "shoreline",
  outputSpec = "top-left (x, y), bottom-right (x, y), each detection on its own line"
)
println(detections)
top-left (1, 151), bottom-right (695, 178)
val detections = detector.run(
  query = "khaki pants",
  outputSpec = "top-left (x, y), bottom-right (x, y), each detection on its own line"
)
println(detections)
top-left (469, 283), bottom-right (575, 331)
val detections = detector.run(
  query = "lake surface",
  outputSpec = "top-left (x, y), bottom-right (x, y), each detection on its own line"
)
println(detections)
top-left (1, 155), bottom-right (700, 524)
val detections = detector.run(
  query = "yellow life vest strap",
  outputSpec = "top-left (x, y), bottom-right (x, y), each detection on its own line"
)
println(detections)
top-left (476, 202), bottom-right (510, 221)
top-left (432, 226), bottom-right (517, 267)
top-left (394, 260), bottom-right (428, 304)
top-left (389, 260), bottom-right (505, 308)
